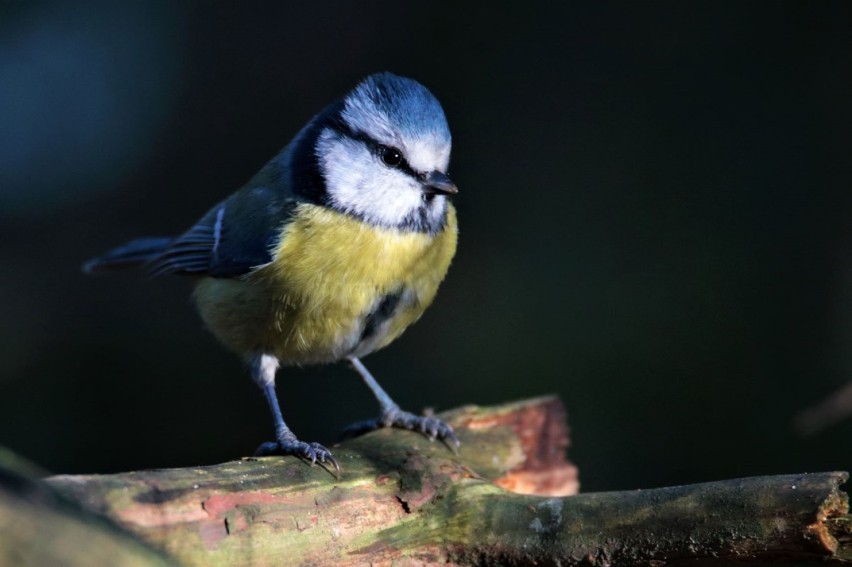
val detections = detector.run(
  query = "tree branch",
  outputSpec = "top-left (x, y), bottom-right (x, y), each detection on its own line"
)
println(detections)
top-left (4, 397), bottom-right (850, 565)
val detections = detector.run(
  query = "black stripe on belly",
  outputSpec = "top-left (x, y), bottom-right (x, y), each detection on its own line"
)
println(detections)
top-left (361, 291), bottom-right (402, 342)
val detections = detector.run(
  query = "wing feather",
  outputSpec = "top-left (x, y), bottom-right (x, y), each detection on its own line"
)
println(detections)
top-left (148, 185), bottom-right (300, 278)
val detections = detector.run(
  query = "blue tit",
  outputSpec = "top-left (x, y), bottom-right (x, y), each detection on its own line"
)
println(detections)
top-left (83, 73), bottom-right (459, 472)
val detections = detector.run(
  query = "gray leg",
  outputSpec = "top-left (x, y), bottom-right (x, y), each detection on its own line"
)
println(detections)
top-left (251, 354), bottom-right (339, 473)
top-left (341, 356), bottom-right (459, 450)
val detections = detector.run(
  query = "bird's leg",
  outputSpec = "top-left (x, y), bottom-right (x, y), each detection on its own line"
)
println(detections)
top-left (340, 356), bottom-right (459, 451)
top-left (251, 354), bottom-right (339, 473)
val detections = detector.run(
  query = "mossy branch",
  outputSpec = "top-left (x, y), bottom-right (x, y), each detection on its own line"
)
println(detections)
top-left (2, 397), bottom-right (850, 565)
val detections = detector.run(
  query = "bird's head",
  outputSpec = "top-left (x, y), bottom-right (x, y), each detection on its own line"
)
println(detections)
top-left (299, 73), bottom-right (456, 233)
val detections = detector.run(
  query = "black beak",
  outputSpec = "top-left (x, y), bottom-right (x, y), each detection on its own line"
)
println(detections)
top-left (422, 170), bottom-right (458, 195)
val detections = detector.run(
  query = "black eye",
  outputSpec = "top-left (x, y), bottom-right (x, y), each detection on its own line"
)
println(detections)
top-left (379, 146), bottom-right (403, 168)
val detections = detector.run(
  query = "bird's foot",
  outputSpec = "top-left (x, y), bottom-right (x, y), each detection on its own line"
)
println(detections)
top-left (340, 407), bottom-right (460, 452)
top-left (255, 436), bottom-right (340, 475)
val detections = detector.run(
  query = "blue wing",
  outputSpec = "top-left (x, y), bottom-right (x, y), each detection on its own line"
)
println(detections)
top-left (149, 185), bottom-right (300, 278)
top-left (85, 118), bottom-right (327, 279)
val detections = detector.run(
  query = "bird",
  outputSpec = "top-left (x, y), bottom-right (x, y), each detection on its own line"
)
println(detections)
top-left (83, 72), bottom-right (460, 472)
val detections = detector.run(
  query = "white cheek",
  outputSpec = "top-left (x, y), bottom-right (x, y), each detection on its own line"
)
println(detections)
top-left (318, 132), bottom-right (372, 202)
top-left (359, 172), bottom-right (424, 225)
top-left (317, 131), bottom-right (425, 227)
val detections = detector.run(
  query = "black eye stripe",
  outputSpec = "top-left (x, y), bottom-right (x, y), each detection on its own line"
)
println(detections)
top-left (329, 119), bottom-right (419, 179)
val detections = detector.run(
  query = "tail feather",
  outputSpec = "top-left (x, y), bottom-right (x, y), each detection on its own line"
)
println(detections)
top-left (82, 237), bottom-right (174, 274)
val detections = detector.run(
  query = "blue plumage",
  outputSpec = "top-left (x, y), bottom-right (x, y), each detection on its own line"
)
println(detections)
top-left (348, 73), bottom-right (451, 144)
top-left (82, 237), bottom-right (173, 273)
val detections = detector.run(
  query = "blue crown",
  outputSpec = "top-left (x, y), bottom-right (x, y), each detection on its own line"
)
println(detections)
top-left (346, 72), bottom-right (451, 144)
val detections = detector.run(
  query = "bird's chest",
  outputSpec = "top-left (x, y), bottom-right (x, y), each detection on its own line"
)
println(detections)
top-left (258, 204), bottom-right (457, 361)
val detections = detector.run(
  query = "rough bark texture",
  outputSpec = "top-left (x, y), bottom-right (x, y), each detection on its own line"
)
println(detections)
top-left (2, 397), bottom-right (850, 566)
top-left (0, 448), bottom-right (178, 566)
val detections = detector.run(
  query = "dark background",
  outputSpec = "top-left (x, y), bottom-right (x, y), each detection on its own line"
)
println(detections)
top-left (1, 1), bottom-right (850, 492)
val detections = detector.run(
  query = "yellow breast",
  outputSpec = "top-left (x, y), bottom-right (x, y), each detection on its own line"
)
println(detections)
top-left (193, 203), bottom-right (457, 364)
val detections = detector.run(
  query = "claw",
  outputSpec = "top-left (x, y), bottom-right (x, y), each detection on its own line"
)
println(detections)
top-left (254, 438), bottom-right (340, 478)
top-left (444, 430), bottom-right (461, 454)
top-left (326, 455), bottom-right (341, 477)
top-left (428, 422), bottom-right (440, 439)
top-left (340, 409), bottom-right (460, 453)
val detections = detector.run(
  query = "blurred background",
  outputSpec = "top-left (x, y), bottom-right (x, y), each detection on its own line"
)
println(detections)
top-left (1, 1), bottom-right (850, 492)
